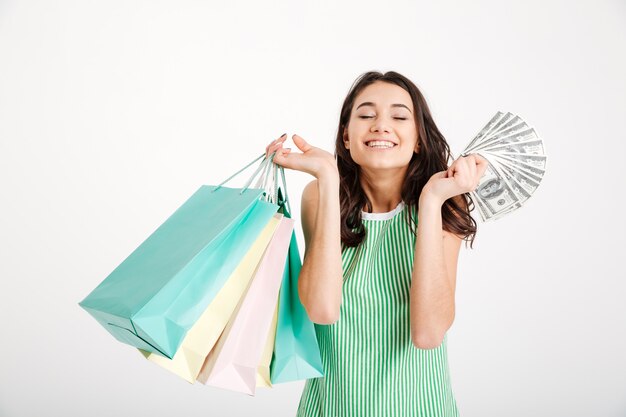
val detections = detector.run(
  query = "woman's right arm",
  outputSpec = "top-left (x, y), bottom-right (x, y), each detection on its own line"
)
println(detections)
top-left (266, 134), bottom-right (343, 324)
top-left (298, 173), bottom-right (343, 324)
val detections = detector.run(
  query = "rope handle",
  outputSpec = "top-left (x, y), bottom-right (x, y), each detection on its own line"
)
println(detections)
top-left (211, 151), bottom-right (291, 211)
top-left (212, 153), bottom-right (266, 193)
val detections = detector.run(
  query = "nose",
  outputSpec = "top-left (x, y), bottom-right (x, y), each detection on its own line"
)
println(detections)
top-left (370, 119), bottom-right (391, 133)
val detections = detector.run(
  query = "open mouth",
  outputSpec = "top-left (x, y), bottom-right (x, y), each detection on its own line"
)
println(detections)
top-left (365, 140), bottom-right (397, 149)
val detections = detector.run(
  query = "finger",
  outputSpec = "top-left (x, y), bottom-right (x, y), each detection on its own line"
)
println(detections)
top-left (267, 142), bottom-right (284, 157)
top-left (465, 155), bottom-right (477, 181)
top-left (473, 153), bottom-right (487, 166)
top-left (463, 156), bottom-right (480, 190)
top-left (267, 144), bottom-right (282, 158)
top-left (454, 157), bottom-right (466, 176)
top-left (269, 133), bottom-right (286, 145)
top-left (446, 160), bottom-right (457, 178)
top-left (273, 150), bottom-right (285, 166)
top-left (474, 153), bottom-right (489, 176)
top-left (454, 157), bottom-right (472, 187)
top-left (272, 147), bottom-right (293, 167)
top-left (279, 148), bottom-right (292, 159)
top-left (450, 156), bottom-right (467, 177)
top-left (478, 159), bottom-right (489, 178)
top-left (292, 134), bottom-right (312, 153)
top-left (469, 153), bottom-right (489, 184)
top-left (266, 133), bottom-right (287, 155)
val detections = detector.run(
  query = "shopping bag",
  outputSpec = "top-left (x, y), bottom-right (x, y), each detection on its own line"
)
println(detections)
top-left (269, 231), bottom-right (324, 383)
top-left (79, 154), bottom-right (280, 359)
top-left (197, 213), bottom-right (294, 395)
top-left (140, 215), bottom-right (282, 382)
top-left (270, 172), bottom-right (324, 383)
top-left (256, 301), bottom-right (279, 388)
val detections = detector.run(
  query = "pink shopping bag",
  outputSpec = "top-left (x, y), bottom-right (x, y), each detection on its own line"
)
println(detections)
top-left (197, 213), bottom-right (294, 395)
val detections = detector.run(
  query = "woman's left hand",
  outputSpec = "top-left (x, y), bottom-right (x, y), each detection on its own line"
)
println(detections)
top-left (420, 153), bottom-right (489, 206)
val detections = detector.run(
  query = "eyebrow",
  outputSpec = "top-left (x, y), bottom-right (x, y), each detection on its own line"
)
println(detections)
top-left (355, 101), bottom-right (413, 113)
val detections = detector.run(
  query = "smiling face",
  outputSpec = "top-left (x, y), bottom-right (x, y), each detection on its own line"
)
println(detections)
top-left (343, 81), bottom-right (419, 172)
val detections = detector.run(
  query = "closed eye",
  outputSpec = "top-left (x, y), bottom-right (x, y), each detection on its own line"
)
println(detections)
top-left (358, 116), bottom-right (408, 120)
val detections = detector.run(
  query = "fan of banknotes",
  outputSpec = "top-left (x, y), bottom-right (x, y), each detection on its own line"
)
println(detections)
top-left (459, 111), bottom-right (546, 222)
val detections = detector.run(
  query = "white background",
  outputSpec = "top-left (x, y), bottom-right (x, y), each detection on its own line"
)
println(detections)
top-left (1, 1), bottom-right (625, 416)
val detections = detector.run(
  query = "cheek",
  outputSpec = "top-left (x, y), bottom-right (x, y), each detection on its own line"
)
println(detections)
top-left (345, 125), bottom-right (366, 148)
top-left (403, 129), bottom-right (419, 150)
top-left (348, 122), bottom-right (367, 136)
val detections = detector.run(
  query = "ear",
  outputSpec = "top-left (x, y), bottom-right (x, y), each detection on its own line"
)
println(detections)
top-left (414, 137), bottom-right (420, 154)
top-left (343, 130), bottom-right (350, 149)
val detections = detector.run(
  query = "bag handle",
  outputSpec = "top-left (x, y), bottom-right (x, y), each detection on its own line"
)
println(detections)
top-left (255, 153), bottom-right (288, 208)
top-left (211, 151), bottom-right (291, 211)
top-left (253, 153), bottom-right (274, 190)
top-left (261, 153), bottom-right (291, 210)
top-left (211, 153), bottom-right (268, 193)
top-left (276, 161), bottom-right (291, 214)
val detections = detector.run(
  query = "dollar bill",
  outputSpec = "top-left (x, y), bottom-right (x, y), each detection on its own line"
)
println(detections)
top-left (480, 138), bottom-right (545, 155)
top-left (467, 126), bottom-right (537, 154)
top-left (475, 154), bottom-right (527, 218)
top-left (490, 152), bottom-right (547, 175)
top-left (491, 116), bottom-right (527, 136)
top-left (470, 190), bottom-right (491, 222)
top-left (490, 157), bottom-right (541, 196)
top-left (471, 161), bottom-right (522, 220)
top-left (488, 158), bottom-right (532, 204)
top-left (470, 188), bottom-right (518, 221)
top-left (463, 111), bottom-right (505, 154)
top-left (460, 111), bottom-right (546, 222)
top-left (464, 112), bottom-right (520, 152)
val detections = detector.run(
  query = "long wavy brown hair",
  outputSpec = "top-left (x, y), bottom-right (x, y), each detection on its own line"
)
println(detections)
top-left (335, 71), bottom-right (478, 249)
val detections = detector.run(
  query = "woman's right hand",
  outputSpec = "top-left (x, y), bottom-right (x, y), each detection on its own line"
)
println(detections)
top-left (265, 133), bottom-right (338, 180)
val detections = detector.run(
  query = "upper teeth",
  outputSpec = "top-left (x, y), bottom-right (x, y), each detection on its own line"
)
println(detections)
top-left (367, 140), bottom-right (395, 148)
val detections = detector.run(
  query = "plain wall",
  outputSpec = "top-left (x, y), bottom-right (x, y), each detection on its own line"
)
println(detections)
top-left (1, 0), bottom-right (625, 416)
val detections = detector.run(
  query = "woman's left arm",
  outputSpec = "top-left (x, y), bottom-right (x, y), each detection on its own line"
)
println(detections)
top-left (410, 154), bottom-right (487, 350)
top-left (410, 195), bottom-right (462, 350)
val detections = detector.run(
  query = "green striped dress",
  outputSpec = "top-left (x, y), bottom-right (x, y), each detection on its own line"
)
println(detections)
top-left (296, 201), bottom-right (459, 417)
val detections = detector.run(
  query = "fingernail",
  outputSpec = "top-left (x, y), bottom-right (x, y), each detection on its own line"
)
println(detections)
top-left (281, 133), bottom-right (287, 138)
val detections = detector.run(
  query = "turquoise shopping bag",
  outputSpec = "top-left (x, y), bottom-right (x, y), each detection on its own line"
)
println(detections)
top-left (270, 170), bottom-right (324, 383)
top-left (79, 155), bottom-right (280, 359)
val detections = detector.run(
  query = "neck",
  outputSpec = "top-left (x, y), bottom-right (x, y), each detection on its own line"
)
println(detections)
top-left (359, 167), bottom-right (406, 213)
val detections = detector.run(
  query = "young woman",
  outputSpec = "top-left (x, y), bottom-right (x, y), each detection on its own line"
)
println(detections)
top-left (265, 71), bottom-right (488, 417)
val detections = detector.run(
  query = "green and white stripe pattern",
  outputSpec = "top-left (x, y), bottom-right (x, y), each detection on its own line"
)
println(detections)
top-left (297, 202), bottom-right (459, 417)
